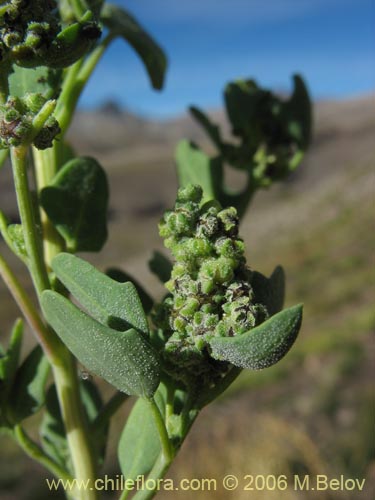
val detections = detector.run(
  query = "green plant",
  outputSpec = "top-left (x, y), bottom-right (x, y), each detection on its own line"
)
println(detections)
top-left (0, 1), bottom-right (311, 499)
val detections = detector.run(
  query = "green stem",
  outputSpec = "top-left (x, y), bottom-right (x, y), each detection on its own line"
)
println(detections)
top-left (32, 146), bottom-right (66, 268)
top-left (10, 146), bottom-right (51, 296)
top-left (147, 397), bottom-right (173, 462)
top-left (52, 356), bottom-right (99, 500)
top-left (69, 0), bottom-right (86, 19)
top-left (129, 454), bottom-right (171, 500)
top-left (56, 35), bottom-right (113, 134)
top-left (10, 146), bottom-right (98, 500)
top-left (13, 425), bottom-right (73, 481)
top-left (0, 252), bottom-right (57, 360)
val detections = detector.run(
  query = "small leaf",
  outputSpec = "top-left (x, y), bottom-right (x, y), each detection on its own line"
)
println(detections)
top-left (0, 213), bottom-right (28, 263)
top-left (224, 79), bottom-right (264, 141)
top-left (51, 253), bottom-right (149, 336)
top-left (176, 140), bottom-right (222, 203)
top-left (40, 157), bottom-right (109, 252)
top-left (148, 250), bottom-right (172, 284)
top-left (286, 74), bottom-right (312, 150)
top-left (118, 391), bottom-right (164, 481)
top-left (106, 268), bottom-right (153, 314)
top-left (8, 66), bottom-right (62, 99)
top-left (41, 291), bottom-right (160, 397)
top-left (6, 225), bottom-right (27, 260)
top-left (0, 319), bottom-right (23, 384)
top-left (251, 266), bottom-right (285, 316)
top-left (209, 304), bottom-right (303, 370)
top-left (101, 3), bottom-right (167, 90)
top-left (9, 345), bottom-right (50, 423)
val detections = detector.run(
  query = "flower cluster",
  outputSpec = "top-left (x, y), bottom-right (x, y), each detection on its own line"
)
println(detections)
top-left (0, 0), bottom-right (101, 68)
top-left (0, 93), bottom-right (60, 149)
top-left (154, 185), bottom-right (268, 384)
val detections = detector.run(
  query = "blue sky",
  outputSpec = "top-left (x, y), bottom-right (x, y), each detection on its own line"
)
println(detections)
top-left (81, 0), bottom-right (375, 117)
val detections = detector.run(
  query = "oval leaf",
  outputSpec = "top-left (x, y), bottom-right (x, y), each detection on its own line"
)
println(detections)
top-left (209, 304), bottom-right (303, 370)
top-left (0, 319), bottom-right (23, 384)
top-left (40, 157), bottom-right (109, 252)
top-left (101, 3), bottom-right (167, 90)
top-left (41, 291), bottom-right (160, 397)
top-left (9, 345), bottom-right (50, 423)
top-left (51, 253), bottom-right (149, 336)
top-left (118, 391), bottom-right (164, 481)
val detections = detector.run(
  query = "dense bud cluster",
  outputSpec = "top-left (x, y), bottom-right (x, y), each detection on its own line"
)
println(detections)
top-left (0, 0), bottom-right (101, 68)
top-left (155, 185), bottom-right (268, 384)
top-left (0, 93), bottom-right (60, 149)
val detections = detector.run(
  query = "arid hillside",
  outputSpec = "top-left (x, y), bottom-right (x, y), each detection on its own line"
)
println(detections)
top-left (0, 94), bottom-right (374, 500)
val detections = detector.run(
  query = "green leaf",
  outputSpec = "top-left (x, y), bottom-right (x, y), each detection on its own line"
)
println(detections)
top-left (106, 268), bottom-right (153, 315)
top-left (118, 391), bottom-right (164, 481)
top-left (286, 74), bottom-right (312, 150)
top-left (9, 346), bottom-right (50, 423)
top-left (8, 66), bottom-right (62, 99)
top-left (148, 250), bottom-right (172, 284)
top-left (40, 157), bottom-right (109, 252)
top-left (40, 380), bottom-right (107, 471)
top-left (209, 304), bottom-right (303, 370)
top-left (0, 213), bottom-right (28, 263)
top-left (51, 253), bottom-right (149, 336)
top-left (224, 79), bottom-right (264, 141)
top-left (0, 319), bottom-right (23, 384)
top-left (189, 106), bottom-right (223, 149)
top-left (251, 266), bottom-right (285, 316)
top-left (40, 385), bottom-right (71, 472)
top-left (6, 225), bottom-right (27, 260)
top-left (41, 291), bottom-right (160, 397)
top-left (176, 140), bottom-right (222, 203)
top-left (101, 3), bottom-right (167, 90)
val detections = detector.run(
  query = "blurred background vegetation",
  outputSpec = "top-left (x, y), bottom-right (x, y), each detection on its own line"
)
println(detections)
top-left (0, 91), bottom-right (373, 498)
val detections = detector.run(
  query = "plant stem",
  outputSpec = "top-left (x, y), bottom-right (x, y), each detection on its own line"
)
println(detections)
top-left (129, 454), bottom-right (172, 500)
top-left (55, 35), bottom-right (113, 134)
top-left (147, 397), bottom-right (173, 462)
top-left (52, 356), bottom-right (99, 500)
top-left (10, 145), bottom-right (98, 500)
top-left (32, 146), bottom-right (65, 268)
top-left (13, 424), bottom-right (73, 481)
top-left (10, 146), bottom-right (51, 296)
top-left (0, 252), bottom-right (57, 360)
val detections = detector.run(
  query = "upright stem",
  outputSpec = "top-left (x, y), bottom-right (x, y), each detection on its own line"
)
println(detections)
top-left (33, 146), bottom-right (65, 267)
top-left (10, 145), bottom-right (98, 500)
top-left (55, 36), bottom-right (113, 134)
top-left (0, 252), bottom-right (56, 360)
top-left (147, 397), bottom-right (173, 463)
top-left (10, 146), bottom-right (51, 296)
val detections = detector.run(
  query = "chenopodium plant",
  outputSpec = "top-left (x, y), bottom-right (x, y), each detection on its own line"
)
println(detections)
top-left (0, 1), bottom-right (312, 499)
